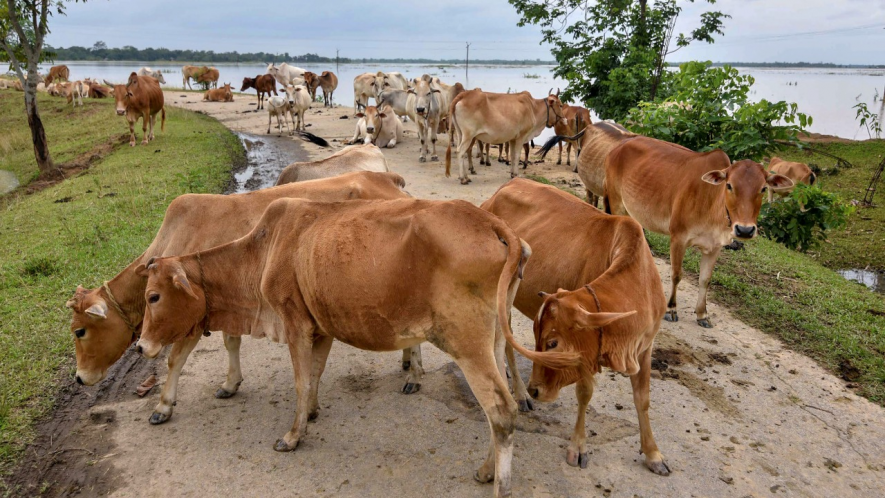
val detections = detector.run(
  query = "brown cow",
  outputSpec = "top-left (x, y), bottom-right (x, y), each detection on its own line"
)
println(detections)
top-left (198, 67), bottom-right (220, 89)
top-left (241, 74), bottom-right (278, 110)
top-left (66, 172), bottom-right (410, 423)
top-left (88, 83), bottom-right (110, 99)
top-left (181, 65), bottom-right (204, 90)
top-left (276, 144), bottom-right (391, 184)
top-left (767, 157), bottom-right (816, 202)
top-left (483, 178), bottom-right (670, 475)
top-left (135, 197), bottom-right (529, 496)
top-left (446, 89), bottom-right (563, 184)
top-left (203, 83), bottom-right (234, 102)
top-left (44, 65), bottom-right (70, 85)
top-left (314, 71), bottom-right (338, 107)
top-left (351, 104), bottom-right (402, 148)
top-left (302, 71), bottom-right (318, 99)
top-left (112, 72), bottom-right (166, 146)
top-left (552, 101), bottom-right (592, 167)
top-left (603, 137), bottom-right (793, 327)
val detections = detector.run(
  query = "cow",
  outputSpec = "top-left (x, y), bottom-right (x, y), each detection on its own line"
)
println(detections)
top-left (377, 88), bottom-right (416, 123)
top-left (603, 136), bottom-right (793, 327)
top-left (372, 70), bottom-right (408, 99)
top-left (112, 72), bottom-right (166, 147)
top-left (302, 71), bottom-right (318, 100)
top-left (182, 65), bottom-right (205, 90)
top-left (553, 101), bottom-right (592, 167)
top-left (767, 157), bottom-right (816, 202)
top-left (483, 178), bottom-right (670, 475)
top-left (203, 82), bottom-right (234, 102)
top-left (315, 71), bottom-right (338, 107)
top-left (137, 67), bottom-right (167, 85)
top-left (351, 104), bottom-right (402, 148)
top-left (411, 78), bottom-right (445, 162)
top-left (44, 65), bottom-right (70, 85)
top-left (275, 144), bottom-right (391, 184)
top-left (65, 80), bottom-right (87, 107)
top-left (88, 83), bottom-right (110, 99)
top-left (266, 95), bottom-right (292, 136)
top-left (240, 74), bottom-right (277, 111)
top-left (266, 62), bottom-right (305, 87)
top-left (353, 72), bottom-right (376, 113)
top-left (134, 197), bottom-right (530, 497)
top-left (198, 67), bottom-right (220, 89)
top-left (539, 121), bottom-right (635, 206)
top-left (285, 84), bottom-right (311, 132)
top-left (11, 79), bottom-right (23, 91)
top-left (65, 172), bottom-right (410, 423)
top-left (446, 89), bottom-right (563, 184)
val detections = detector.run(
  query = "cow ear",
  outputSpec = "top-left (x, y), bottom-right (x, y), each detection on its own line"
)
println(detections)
top-left (701, 170), bottom-right (727, 185)
top-left (127, 72), bottom-right (138, 87)
top-left (767, 174), bottom-right (794, 191)
top-left (432, 89), bottom-right (441, 93)
top-left (172, 270), bottom-right (199, 300)
top-left (356, 112), bottom-right (365, 118)
top-left (85, 300), bottom-right (108, 320)
top-left (575, 307), bottom-right (636, 329)
top-left (378, 113), bottom-right (387, 118)
top-left (769, 157), bottom-right (782, 166)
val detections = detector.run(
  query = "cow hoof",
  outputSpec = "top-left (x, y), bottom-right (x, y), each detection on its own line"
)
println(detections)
top-left (697, 318), bottom-right (714, 328)
top-left (401, 383), bottom-right (421, 395)
top-left (419, 156), bottom-right (426, 163)
top-left (460, 178), bottom-right (470, 185)
top-left (573, 166), bottom-right (578, 173)
top-left (214, 388), bottom-right (236, 399)
top-left (308, 410), bottom-right (319, 422)
top-left (664, 310), bottom-right (678, 322)
top-left (401, 360), bottom-right (411, 371)
top-left (431, 155), bottom-right (439, 162)
top-left (510, 172), bottom-right (518, 179)
top-left (149, 412), bottom-right (170, 425)
top-left (129, 142), bottom-right (136, 147)
top-left (646, 459), bottom-right (671, 476)
top-left (473, 470), bottom-right (494, 484)
top-left (556, 160), bottom-right (562, 165)
top-left (273, 439), bottom-right (298, 452)
top-left (517, 398), bottom-right (535, 412)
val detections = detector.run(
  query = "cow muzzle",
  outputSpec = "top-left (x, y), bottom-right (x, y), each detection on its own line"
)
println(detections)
top-left (733, 224), bottom-right (757, 240)
top-left (135, 338), bottom-right (163, 359)
top-left (416, 107), bottom-right (426, 114)
top-left (75, 369), bottom-right (105, 386)
top-left (366, 126), bottom-right (375, 133)
top-left (116, 110), bottom-right (125, 116)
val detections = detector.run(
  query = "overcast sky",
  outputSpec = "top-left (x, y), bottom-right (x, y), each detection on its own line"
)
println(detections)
top-left (47, 0), bottom-right (885, 64)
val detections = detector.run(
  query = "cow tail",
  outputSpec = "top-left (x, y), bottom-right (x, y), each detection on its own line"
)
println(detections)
top-left (161, 107), bottom-right (166, 132)
top-left (538, 128), bottom-right (586, 159)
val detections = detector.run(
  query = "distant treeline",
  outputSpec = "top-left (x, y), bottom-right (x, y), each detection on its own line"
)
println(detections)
top-left (672, 61), bottom-right (885, 69)
top-left (46, 45), bottom-right (555, 65)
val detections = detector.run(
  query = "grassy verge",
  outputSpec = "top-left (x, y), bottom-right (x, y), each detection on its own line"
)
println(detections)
top-left (0, 93), bottom-right (243, 474)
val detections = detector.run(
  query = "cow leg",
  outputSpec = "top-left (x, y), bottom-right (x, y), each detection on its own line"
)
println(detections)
top-left (566, 142), bottom-right (572, 166)
top-left (566, 375), bottom-right (595, 468)
top-left (308, 335), bottom-right (334, 421)
top-left (148, 113), bottom-right (156, 141)
top-left (141, 113), bottom-right (150, 145)
top-left (664, 237), bottom-right (687, 323)
top-left (497, 144), bottom-right (505, 163)
top-left (128, 119), bottom-right (136, 147)
top-left (505, 344), bottom-right (532, 412)
top-left (215, 334), bottom-right (243, 398)
top-left (430, 117), bottom-right (439, 161)
top-left (631, 346), bottom-right (670, 475)
top-left (401, 345), bottom-right (424, 394)
top-left (509, 141), bottom-right (520, 178)
top-left (275, 331), bottom-right (315, 452)
top-left (456, 138), bottom-right (472, 184)
top-left (417, 120), bottom-right (427, 162)
top-left (695, 246), bottom-right (721, 328)
top-left (467, 140), bottom-right (476, 175)
top-left (557, 141), bottom-right (563, 165)
top-left (149, 332), bottom-right (201, 425)
top-left (267, 112), bottom-right (272, 135)
top-left (522, 143), bottom-right (530, 168)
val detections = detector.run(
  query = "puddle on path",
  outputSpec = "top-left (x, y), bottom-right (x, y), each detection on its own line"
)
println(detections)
top-left (839, 268), bottom-right (884, 294)
top-left (229, 132), bottom-right (309, 193)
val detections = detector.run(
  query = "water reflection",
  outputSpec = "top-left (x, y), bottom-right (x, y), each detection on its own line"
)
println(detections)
top-left (0, 170), bottom-right (19, 194)
top-left (839, 269), bottom-right (883, 294)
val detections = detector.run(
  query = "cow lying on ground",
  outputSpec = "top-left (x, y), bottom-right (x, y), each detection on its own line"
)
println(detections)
top-left (137, 67), bottom-right (166, 84)
top-left (350, 104), bottom-right (402, 148)
top-left (767, 157), bottom-right (815, 202)
top-left (604, 137), bottom-right (793, 327)
top-left (275, 144), bottom-right (391, 184)
top-left (483, 178), bottom-right (670, 475)
top-left (241, 74), bottom-right (277, 110)
top-left (203, 83), bottom-right (234, 102)
top-left (135, 197), bottom-right (530, 497)
top-left (66, 172), bottom-right (410, 424)
top-left (112, 72), bottom-right (166, 146)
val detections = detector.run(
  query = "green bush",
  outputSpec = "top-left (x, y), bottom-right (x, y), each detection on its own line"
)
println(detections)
top-left (759, 184), bottom-right (854, 252)
top-left (626, 61), bottom-right (811, 160)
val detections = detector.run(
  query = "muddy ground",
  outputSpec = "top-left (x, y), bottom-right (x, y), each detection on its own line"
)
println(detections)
top-left (7, 92), bottom-right (885, 497)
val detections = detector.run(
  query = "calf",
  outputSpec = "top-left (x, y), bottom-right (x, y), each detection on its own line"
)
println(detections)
top-left (285, 84), bottom-right (311, 131)
top-left (241, 74), bottom-right (278, 110)
top-left (266, 95), bottom-right (292, 136)
top-left (767, 157), bottom-right (815, 202)
top-left (65, 80), bottom-right (86, 107)
top-left (112, 72), bottom-right (166, 146)
top-left (203, 83), bottom-right (234, 102)
top-left (136, 197), bottom-right (529, 497)
top-left (483, 178), bottom-right (670, 475)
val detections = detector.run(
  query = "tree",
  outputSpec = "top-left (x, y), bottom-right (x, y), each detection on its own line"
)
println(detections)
top-left (0, 1), bottom-right (81, 175)
top-left (91, 39), bottom-right (105, 51)
top-left (510, 0), bottom-right (728, 120)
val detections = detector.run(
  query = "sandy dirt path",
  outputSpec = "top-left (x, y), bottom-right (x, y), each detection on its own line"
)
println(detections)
top-left (16, 92), bottom-right (885, 497)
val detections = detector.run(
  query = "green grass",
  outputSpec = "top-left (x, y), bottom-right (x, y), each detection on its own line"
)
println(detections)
top-left (0, 92), bottom-right (243, 474)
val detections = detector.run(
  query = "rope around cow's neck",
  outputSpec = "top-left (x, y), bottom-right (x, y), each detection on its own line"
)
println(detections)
top-left (102, 281), bottom-right (138, 342)
top-left (544, 98), bottom-right (563, 128)
top-left (195, 252), bottom-right (212, 337)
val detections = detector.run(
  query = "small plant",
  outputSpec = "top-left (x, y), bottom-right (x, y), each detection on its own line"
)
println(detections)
top-left (759, 184), bottom-right (854, 252)
top-left (853, 102), bottom-right (882, 139)
top-left (21, 256), bottom-right (59, 277)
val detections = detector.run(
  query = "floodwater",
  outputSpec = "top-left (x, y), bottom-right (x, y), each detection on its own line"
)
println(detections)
top-left (839, 269), bottom-right (884, 294)
top-left (40, 61), bottom-right (885, 139)
top-left (0, 170), bottom-right (19, 194)
top-left (229, 132), bottom-right (307, 194)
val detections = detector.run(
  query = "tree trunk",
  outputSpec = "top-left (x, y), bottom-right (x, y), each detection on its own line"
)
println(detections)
top-left (23, 66), bottom-right (54, 174)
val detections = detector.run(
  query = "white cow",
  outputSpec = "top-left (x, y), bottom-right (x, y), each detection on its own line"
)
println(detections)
top-left (353, 72), bottom-right (377, 113)
top-left (285, 84), bottom-right (311, 132)
top-left (266, 95), bottom-right (291, 136)
top-left (266, 63), bottom-right (305, 87)
top-left (372, 71), bottom-right (408, 100)
top-left (137, 67), bottom-right (167, 85)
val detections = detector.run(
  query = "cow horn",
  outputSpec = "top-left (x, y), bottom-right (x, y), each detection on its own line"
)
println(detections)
top-left (538, 291), bottom-right (549, 298)
top-left (548, 87), bottom-right (553, 96)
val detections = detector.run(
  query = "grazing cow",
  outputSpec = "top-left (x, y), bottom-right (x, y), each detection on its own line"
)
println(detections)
top-left (198, 67), bottom-right (220, 89)
top-left (182, 65), bottom-right (205, 90)
top-left (604, 137), bottom-right (793, 327)
top-left (241, 74), bottom-right (278, 111)
top-left (266, 95), bottom-right (292, 136)
top-left (767, 157), bottom-right (815, 202)
top-left (44, 65), bottom-right (70, 84)
top-left (539, 121), bottom-right (634, 206)
top-left (315, 71), bottom-right (338, 107)
top-left (137, 67), bottom-right (167, 85)
top-left (352, 104), bottom-right (402, 148)
top-left (266, 62), bottom-right (305, 87)
top-left (66, 172), bottom-right (410, 422)
top-left (483, 178), bottom-right (670, 474)
top-left (112, 72), bottom-right (166, 147)
top-left (203, 83), bottom-right (234, 102)
top-left (65, 81), bottom-right (87, 107)
top-left (446, 89), bottom-right (563, 184)
top-left (135, 197), bottom-right (529, 497)
top-left (275, 144), bottom-right (391, 184)
top-left (553, 102), bottom-right (592, 167)
top-left (285, 84), bottom-right (311, 132)
top-left (353, 72), bottom-right (377, 113)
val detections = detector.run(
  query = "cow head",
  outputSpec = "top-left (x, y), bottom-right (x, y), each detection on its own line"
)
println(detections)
top-left (285, 84), bottom-right (303, 106)
top-left (241, 77), bottom-right (255, 92)
top-left (66, 285), bottom-right (138, 386)
top-left (544, 90), bottom-right (565, 128)
top-left (702, 159), bottom-right (793, 240)
top-left (525, 289), bottom-right (636, 403)
top-left (356, 105), bottom-right (384, 135)
top-left (412, 80), bottom-right (441, 117)
top-left (135, 257), bottom-right (207, 359)
top-left (112, 72), bottom-right (140, 116)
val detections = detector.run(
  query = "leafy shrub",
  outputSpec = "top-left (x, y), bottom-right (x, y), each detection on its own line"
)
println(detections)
top-left (626, 61), bottom-right (811, 161)
top-left (759, 184), bottom-right (854, 252)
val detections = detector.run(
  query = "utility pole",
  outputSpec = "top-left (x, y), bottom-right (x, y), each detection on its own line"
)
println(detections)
top-left (465, 42), bottom-right (471, 82)
top-left (336, 49), bottom-right (339, 74)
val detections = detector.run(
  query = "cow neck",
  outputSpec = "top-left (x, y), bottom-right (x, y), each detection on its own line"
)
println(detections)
top-left (714, 183), bottom-right (732, 230)
top-left (103, 259), bottom-right (148, 337)
top-left (583, 284), bottom-right (605, 370)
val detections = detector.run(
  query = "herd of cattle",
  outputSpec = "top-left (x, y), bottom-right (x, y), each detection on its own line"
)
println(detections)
top-left (0, 59), bottom-right (822, 496)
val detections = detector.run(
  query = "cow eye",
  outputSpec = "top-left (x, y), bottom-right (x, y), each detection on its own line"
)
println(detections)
top-left (761, 186), bottom-right (768, 193)
top-left (148, 294), bottom-right (160, 304)
top-left (546, 339), bottom-right (558, 350)
top-left (74, 328), bottom-right (86, 338)
top-left (726, 183), bottom-right (733, 191)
